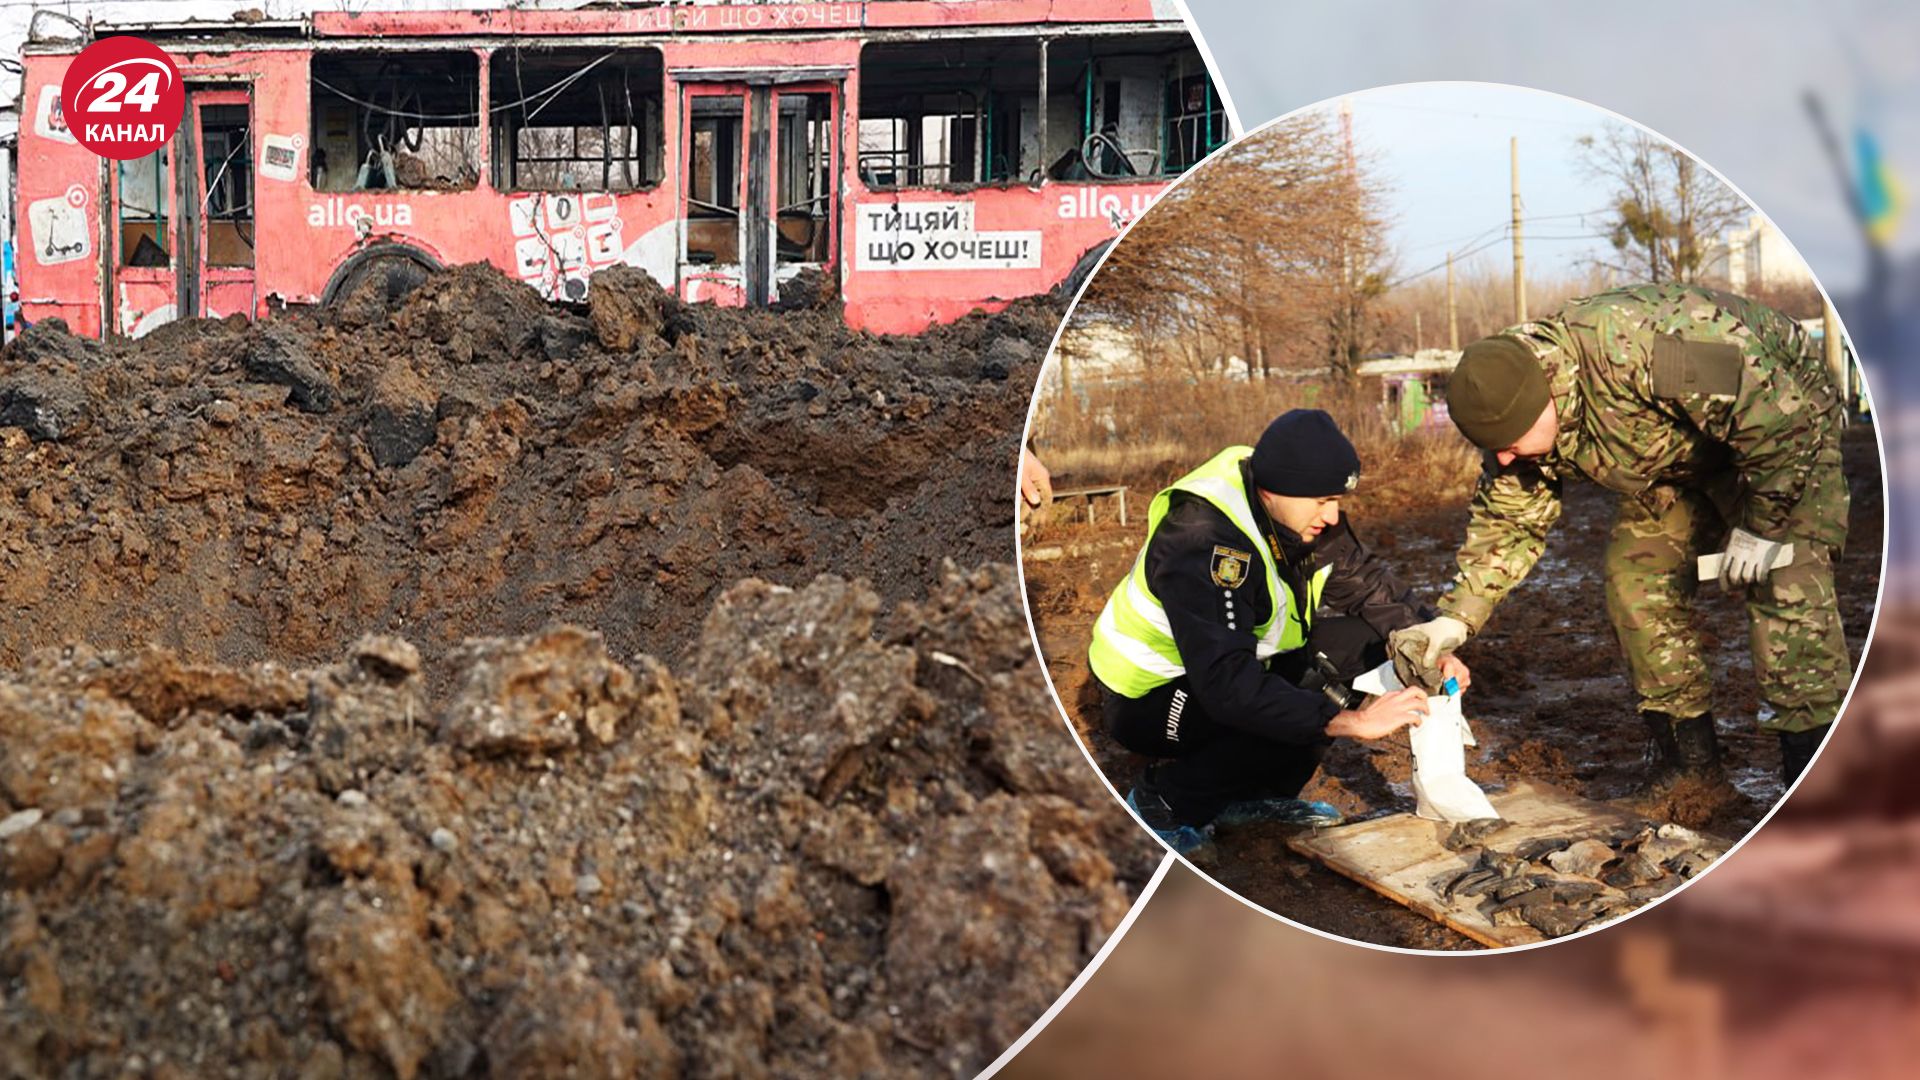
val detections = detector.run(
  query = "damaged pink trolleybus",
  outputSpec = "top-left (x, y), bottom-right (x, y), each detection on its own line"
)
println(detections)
top-left (16, 2), bottom-right (1224, 336)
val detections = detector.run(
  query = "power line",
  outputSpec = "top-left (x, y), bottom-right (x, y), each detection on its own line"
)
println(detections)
top-left (1388, 231), bottom-right (1511, 288)
top-left (1523, 208), bottom-right (1615, 222)
top-left (1397, 205), bottom-right (1617, 255)
top-left (1393, 227), bottom-right (1623, 287)
top-left (1398, 219), bottom-right (1508, 256)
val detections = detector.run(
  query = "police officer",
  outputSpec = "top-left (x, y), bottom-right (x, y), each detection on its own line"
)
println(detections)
top-left (1089, 409), bottom-right (1467, 856)
top-left (1395, 283), bottom-right (1851, 790)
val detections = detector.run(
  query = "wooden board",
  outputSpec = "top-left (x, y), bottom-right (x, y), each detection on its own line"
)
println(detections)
top-left (1286, 780), bottom-right (1657, 949)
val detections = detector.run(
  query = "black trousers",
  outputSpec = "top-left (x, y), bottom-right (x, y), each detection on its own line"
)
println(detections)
top-left (1103, 617), bottom-right (1388, 827)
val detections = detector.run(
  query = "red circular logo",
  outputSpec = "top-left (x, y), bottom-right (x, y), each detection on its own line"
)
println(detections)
top-left (59, 36), bottom-right (184, 161)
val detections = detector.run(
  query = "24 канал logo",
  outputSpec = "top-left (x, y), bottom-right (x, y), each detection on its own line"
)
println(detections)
top-left (59, 36), bottom-right (184, 160)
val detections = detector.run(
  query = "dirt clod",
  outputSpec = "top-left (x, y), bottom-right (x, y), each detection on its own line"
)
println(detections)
top-left (245, 322), bottom-right (339, 413)
top-left (587, 263), bottom-right (675, 351)
top-left (0, 369), bottom-right (85, 441)
top-left (7, 318), bottom-right (101, 367)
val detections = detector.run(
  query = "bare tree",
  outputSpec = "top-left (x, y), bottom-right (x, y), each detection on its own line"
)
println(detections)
top-left (1579, 124), bottom-right (1747, 284)
top-left (1074, 112), bottom-right (1390, 384)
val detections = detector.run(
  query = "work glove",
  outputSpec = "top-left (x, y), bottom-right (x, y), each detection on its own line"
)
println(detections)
top-left (1718, 527), bottom-right (1790, 590)
top-left (1387, 615), bottom-right (1469, 695)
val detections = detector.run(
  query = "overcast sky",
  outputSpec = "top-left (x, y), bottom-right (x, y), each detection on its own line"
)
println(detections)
top-left (1186, 0), bottom-right (1918, 298)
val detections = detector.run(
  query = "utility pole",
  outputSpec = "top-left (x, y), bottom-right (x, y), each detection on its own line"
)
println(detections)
top-left (1446, 250), bottom-right (1459, 350)
top-left (1334, 97), bottom-right (1358, 381)
top-left (1510, 136), bottom-right (1527, 323)
top-left (1823, 295), bottom-right (1848, 414)
top-left (1414, 311), bottom-right (1423, 352)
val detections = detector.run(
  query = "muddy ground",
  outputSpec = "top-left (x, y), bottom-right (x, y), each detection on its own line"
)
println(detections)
top-left (0, 266), bottom-right (1156, 1077)
top-left (1022, 425), bottom-right (1883, 950)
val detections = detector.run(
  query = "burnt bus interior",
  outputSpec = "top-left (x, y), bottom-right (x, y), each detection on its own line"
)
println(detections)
top-left (117, 150), bottom-right (172, 267)
top-left (309, 52), bottom-right (481, 191)
top-left (686, 93), bottom-right (742, 264)
top-left (116, 104), bottom-right (254, 268)
top-left (199, 104), bottom-right (255, 267)
top-left (857, 31), bottom-right (1222, 189)
top-left (775, 94), bottom-right (835, 265)
top-left (289, 29), bottom-right (1209, 273)
top-left (488, 48), bottom-right (665, 192)
top-left (684, 90), bottom-right (834, 267)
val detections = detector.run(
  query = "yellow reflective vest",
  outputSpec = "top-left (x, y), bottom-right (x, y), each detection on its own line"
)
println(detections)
top-left (1089, 446), bottom-right (1331, 698)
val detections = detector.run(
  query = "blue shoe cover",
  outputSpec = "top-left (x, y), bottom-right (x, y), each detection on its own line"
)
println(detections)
top-left (1214, 796), bottom-right (1344, 829)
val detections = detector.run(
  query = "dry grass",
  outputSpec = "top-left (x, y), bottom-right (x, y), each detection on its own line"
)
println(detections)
top-left (1033, 369), bottom-right (1481, 521)
top-left (1042, 438), bottom-right (1192, 487)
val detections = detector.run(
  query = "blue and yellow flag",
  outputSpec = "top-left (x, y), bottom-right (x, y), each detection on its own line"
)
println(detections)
top-left (1855, 128), bottom-right (1905, 246)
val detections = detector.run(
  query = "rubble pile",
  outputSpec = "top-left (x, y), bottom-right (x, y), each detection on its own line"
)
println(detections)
top-left (0, 263), bottom-right (1052, 671)
top-left (0, 567), bottom-right (1153, 1077)
top-left (1433, 822), bottom-right (1729, 939)
top-left (0, 267), bottom-right (1148, 1076)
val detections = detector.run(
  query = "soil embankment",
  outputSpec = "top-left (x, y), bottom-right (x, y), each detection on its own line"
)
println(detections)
top-left (0, 266), bottom-right (1155, 1077)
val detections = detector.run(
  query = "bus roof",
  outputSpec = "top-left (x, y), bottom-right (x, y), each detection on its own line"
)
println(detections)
top-left (28, 1), bottom-right (1180, 55)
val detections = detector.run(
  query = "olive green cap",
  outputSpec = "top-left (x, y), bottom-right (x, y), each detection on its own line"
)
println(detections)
top-left (1448, 336), bottom-right (1550, 449)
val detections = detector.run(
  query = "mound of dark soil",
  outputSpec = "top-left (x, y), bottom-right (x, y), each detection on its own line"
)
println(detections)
top-left (0, 267), bottom-right (1152, 1076)
top-left (0, 263), bottom-right (1051, 673)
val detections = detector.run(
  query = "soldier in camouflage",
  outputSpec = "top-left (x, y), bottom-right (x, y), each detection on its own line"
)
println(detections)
top-left (1390, 283), bottom-right (1852, 788)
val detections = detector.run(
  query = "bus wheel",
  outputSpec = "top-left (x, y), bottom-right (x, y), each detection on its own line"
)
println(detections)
top-left (321, 243), bottom-right (441, 324)
top-left (1054, 239), bottom-right (1113, 303)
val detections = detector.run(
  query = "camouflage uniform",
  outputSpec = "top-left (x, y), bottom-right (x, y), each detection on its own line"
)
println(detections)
top-left (1438, 284), bottom-right (1851, 733)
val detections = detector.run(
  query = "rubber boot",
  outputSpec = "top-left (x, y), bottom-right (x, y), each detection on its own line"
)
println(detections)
top-left (1671, 713), bottom-right (1724, 778)
top-left (1641, 710), bottom-right (1722, 789)
top-left (1778, 724), bottom-right (1831, 787)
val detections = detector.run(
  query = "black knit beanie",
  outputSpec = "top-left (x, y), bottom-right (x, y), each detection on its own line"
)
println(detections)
top-left (1249, 409), bottom-right (1360, 497)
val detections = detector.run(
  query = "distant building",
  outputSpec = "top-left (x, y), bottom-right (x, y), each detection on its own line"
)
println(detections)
top-left (1356, 350), bottom-right (1458, 434)
top-left (1712, 214), bottom-right (1817, 293)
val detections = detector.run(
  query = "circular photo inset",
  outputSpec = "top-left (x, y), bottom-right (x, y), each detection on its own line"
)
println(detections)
top-left (1019, 82), bottom-right (1886, 952)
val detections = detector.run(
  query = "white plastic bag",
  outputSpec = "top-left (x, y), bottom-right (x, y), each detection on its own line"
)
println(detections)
top-left (1409, 693), bottom-right (1499, 821)
top-left (1355, 661), bottom-right (1500, 822)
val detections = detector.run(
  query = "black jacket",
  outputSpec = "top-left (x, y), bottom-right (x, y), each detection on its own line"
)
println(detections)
top-left (1137, 462), bottom-right (1433, 745)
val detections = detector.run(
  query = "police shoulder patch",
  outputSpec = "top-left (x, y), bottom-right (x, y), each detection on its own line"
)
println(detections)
top-left (1210, 545), bottom-right (1252, 588)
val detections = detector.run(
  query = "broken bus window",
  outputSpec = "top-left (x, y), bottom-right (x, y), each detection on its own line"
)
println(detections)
top-left (685, 94), bottom-right (743, 265)
top-left (858, 38), bottom-right (1014, 186)
top-left (857, 33), bottom-right (1220, 189)
top-left (309, 51), bottom-right (481, 192)
top-left (488, 48), bottom-right (665, 193)
top-left (777, 92), bottom-right (833, 265)
top-left (200, 103), bottom-right (254, 268)
top-left (118, 148), bottom-right (170, 267)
